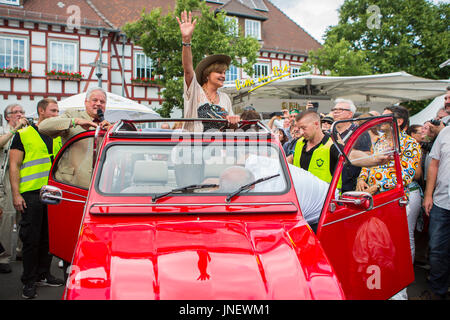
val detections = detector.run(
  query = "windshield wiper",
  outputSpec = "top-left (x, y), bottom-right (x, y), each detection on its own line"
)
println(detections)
top-left (226, 174), bottom-right (280, 203)
top-left (152, 184), bottom-right (218, 203)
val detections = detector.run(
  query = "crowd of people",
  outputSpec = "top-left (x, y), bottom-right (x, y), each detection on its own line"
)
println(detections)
top-left (0, 9), bottom-right (448, 301)
top-left (267, 87), bottom-right (450, 300)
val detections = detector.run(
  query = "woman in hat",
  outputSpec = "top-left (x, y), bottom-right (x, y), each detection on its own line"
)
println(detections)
top-left (177, 10), bottom-right (240, 131)
top-left (321, 113), bottom-right (334, 133)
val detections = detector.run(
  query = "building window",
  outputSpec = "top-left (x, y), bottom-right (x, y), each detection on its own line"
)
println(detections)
top-left (245, 19), bottom-right (261, 40)
top-left (224, 16), bottom-right (239, 37)
top-left (253, 63), bottom-right (269, 78)
top-left (0, 36), bottom-right (27, 69)
top-left (290, 66), bottom-right (301, 78)
top-left (0, 0), bottom-right (20, 5)
top-left (225, 65), bottom-right (239, 83)
top-left (49, 41), bottom-right (78, 72)
top-left (134, 52), bottom-right (155, 79)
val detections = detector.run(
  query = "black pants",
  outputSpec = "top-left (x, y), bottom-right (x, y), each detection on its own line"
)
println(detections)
top-left (19, 191), bottom-right (52, 285)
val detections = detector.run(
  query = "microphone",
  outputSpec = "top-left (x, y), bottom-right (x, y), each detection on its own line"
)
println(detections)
top-left (97, 108), bottom-right (105, 122)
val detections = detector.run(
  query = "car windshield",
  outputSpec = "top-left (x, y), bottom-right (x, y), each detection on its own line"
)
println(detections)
top-left (97, 142), bottom-right (288, 196)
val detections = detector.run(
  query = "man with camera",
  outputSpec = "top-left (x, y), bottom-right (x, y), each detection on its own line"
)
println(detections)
top-left (0, 104), bottom-right (28, 274)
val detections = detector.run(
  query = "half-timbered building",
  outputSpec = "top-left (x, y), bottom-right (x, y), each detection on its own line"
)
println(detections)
top-left (0, 0), bottom-right (321, 116)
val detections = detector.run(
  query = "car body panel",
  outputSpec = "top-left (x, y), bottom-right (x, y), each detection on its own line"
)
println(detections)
top-left (316, 116), bottom-right (414, 299)
top-left (45, 118), bottom-right (413, 300)
top-left (64, 217), bottom-right (344, 300)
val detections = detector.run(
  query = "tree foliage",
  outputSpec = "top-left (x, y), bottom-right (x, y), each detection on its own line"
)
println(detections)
top-left (326, 0), bottom-right (449, 80)
top-left (310, 0), bottom-right (449, 114)
top-left (123, 0), bottom-right (260, 117)
top-left (301, 34), bottom-right (372, 76)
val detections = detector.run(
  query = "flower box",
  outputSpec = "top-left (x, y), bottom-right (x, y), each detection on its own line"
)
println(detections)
top-left (0, 67), bottom-right (32, 79)
top-left (46, 70), bottom-right (83, 81)
top-left (0, 72), bottom-right (32, 79)
top-left (131, 77), bottom-right (160, 87)
top-left (131, 81), bottom-right (160, 87)
top-left (46, 75), bottom-right (82, 81)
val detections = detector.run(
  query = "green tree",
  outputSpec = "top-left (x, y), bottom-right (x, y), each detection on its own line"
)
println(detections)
top-left (323, 0), bottom-right (449, 114)
top-left (301, 34), bottom-right (372, 76)
top-left (123, 0), bottom-right (260, 117)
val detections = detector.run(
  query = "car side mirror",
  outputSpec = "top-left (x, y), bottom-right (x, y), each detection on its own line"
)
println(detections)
top-left (333, 191), bottom-right (373, 211)
top-left (40, 185), bottom-right (85, 205)
top-left (40, 185), bottom-right (63, 205)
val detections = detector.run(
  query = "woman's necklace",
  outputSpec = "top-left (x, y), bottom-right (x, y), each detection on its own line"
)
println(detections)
top-left (202, 85), bottom-right (218, 105)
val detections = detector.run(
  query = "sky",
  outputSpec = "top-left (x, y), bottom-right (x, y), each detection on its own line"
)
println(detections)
top-left (270, 0), bottom-right (445, 44)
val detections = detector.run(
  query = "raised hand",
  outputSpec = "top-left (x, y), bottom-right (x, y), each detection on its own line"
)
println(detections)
top-left (176, 10), bottom-right (197, 42)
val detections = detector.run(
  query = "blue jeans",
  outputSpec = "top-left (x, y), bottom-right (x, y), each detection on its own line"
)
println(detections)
top-left (428, 204), bottom-right (450, 296)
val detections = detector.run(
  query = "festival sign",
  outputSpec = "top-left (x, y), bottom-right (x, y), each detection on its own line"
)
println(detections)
top-left (235, 65), bottom-right (291, 93)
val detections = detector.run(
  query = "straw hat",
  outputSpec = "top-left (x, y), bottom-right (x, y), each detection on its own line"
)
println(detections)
top-left (194, 54), bottom-right (231, 85)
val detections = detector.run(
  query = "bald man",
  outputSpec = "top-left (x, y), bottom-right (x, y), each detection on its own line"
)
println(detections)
top-left (218, 166), bottom-right (255, 193)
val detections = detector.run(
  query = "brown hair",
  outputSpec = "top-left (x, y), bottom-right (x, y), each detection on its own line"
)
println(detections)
top-left (240, 110), bottom-right (260, 120)
top-left (406, 124), bottom-right (423, 136)
top-left (202, 62), bottom-right (228, 85)
top-left (295, 110), bottom-right (320, 122)
top-left (37, 98), bottom-right (57, 113)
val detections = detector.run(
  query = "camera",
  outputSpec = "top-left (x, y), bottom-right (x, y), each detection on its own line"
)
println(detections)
top-left (270, 111), bottom-right (283, 118)
top-left (429, 119), bottom-right (441, 126)
top-left (307, 101), bottom-right (319, 112)
top-left (26, 117), bottom-right (34, 125)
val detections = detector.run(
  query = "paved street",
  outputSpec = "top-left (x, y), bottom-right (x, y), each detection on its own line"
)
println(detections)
top-left (0, 257), bottom-right (65, 300)
top-left (0, 230), bottom-right (446, 300)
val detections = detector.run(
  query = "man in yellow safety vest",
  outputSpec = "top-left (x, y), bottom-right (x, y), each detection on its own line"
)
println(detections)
top-left (287, 110), bottom-right (340, 186)
top-left (9, 98), bottom-right (63, 299)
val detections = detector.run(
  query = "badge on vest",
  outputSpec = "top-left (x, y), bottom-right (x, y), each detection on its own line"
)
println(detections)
top-left (316, 158), bottom-right (324, 168)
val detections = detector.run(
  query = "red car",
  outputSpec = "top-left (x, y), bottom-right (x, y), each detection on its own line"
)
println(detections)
top-left (40, 117), bottom-right (414, 300)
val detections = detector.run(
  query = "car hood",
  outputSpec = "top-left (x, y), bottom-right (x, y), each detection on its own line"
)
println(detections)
top-left (66, 218), bottom-right (343, 300)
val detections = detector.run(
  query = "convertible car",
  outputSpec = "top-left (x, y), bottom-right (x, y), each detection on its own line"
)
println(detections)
top-left (40, 116), bottom-right (414, 300)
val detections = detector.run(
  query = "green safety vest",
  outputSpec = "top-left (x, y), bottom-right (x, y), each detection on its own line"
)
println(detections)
top-left (18, 125), bottom-right (62, 193)
top-left (293, 136), bottom-right (342, 188)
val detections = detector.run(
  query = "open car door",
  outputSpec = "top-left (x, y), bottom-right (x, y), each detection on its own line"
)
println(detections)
top-left (316, 115), bottom-right (414, 300)
top-left (44, 130), bottom-right (99, 263)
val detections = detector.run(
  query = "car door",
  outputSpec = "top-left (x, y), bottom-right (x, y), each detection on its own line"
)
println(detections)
top-left (46, 131), bottom-right (98, 263)
top-left (316, 115), bottom-right (414, 300)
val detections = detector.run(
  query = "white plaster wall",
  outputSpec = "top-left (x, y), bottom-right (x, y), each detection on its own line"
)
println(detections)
top-left (14, 78), bottom-right (29, 92)
top-left (31, 63), bottom-right (46, 77)
top-left (31, 47), bottom-right (46, 62)
top-left (31, 31), bottom-right (46, 46)
top-left (65, 81), bottom-right (78, 94)
top-left (48, 80), bottom-right (61, 93)
top-left (31, 79), bottom-right (46, 93)
top-left (0, 78), bottom-right (11, 91)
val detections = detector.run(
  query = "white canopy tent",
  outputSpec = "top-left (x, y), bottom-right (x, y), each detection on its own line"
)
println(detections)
top-left (410, 94), bottom-right (446, 125)
top-left (58, 91), bottom-right (161, 122)
top-left (223, 71), bottom-right (450, 114)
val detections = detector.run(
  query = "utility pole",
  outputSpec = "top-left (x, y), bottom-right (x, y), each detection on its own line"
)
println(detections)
top-left (89, 29), bottom-right (108, 88)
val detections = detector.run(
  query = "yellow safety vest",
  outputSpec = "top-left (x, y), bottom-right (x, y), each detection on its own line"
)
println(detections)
top-left (293, 136), bottom-right (342, 188)
top-left (18, 125), bottom-right (62, 193)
